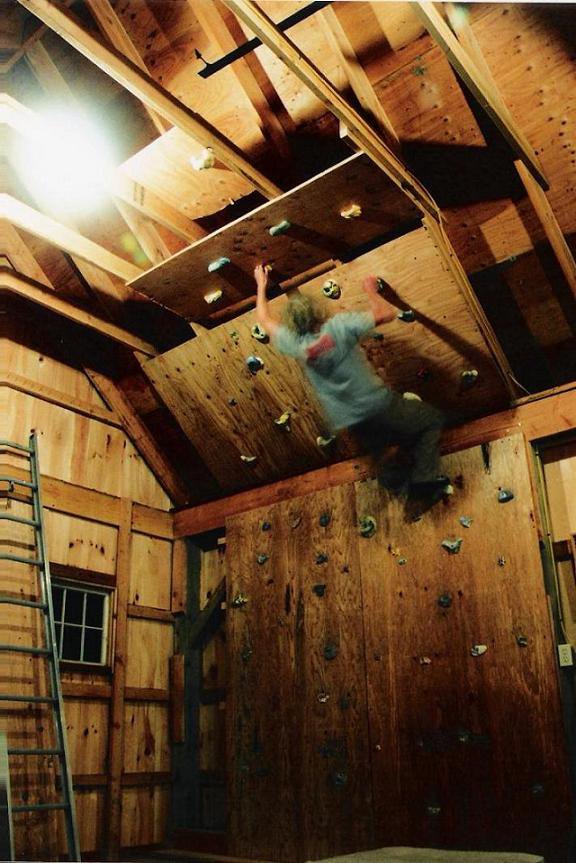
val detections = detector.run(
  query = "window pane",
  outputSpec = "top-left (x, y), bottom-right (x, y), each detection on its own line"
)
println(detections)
top-left (83, 629), bottom-right (103, 663)
top-left (85, 593), bottom-right (104, 628)
top-left (54, 623), bottom-right (62, 657)
top-left (52, 587), bottom-right (63, 621)
top-left (64, 589), bottom-right (84, 624)
top-left (62, 625), bottom-right (82, 661)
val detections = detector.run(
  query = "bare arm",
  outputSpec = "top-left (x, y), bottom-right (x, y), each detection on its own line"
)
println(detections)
top-left (254, 264), bottom-right (280, 336)
top-left (362, 275), bottom-right (397, 325)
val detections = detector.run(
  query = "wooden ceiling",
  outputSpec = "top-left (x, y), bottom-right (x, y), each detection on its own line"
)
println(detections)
top-left (2, 1), bottom-right (575, 507)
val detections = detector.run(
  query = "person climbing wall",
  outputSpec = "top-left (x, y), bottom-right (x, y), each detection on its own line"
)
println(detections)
top-left (254, 263), bottom-right (448, 494)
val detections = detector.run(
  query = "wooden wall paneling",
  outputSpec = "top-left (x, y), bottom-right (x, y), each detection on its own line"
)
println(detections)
top-left (356, 434), bottom-right (572, 856)
top-left (43, 510), bottom-right (118, 575)
top-left (125, 618), bottom-right (173, 691)
top-left (64, 698), bottom-right (109, 776)
top-left (129, 532), bottom-right (172, 609)
top-left (171, 538), bottom-right (187, 614)
top-left (200, 548), bottom-right (226, 611)
top-left (123, 703), bottom-right (170, 774)
top-left (120, 785), bottom-right (170, 847)
top-left (542, 440), bottom-right (576, 540)
top-left (71, 789), bottom-right (106, 854)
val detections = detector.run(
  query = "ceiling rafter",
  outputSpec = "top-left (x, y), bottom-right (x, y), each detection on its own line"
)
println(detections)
top-left (15, 0), bottom-right (282, 199)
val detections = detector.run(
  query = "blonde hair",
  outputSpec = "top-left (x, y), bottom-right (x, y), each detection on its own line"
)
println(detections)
top-left (282, 294), bottom-right (325, 336)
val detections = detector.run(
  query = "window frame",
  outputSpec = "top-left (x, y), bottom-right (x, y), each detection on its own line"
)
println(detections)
top-left (51, 578), bottom-right (112, 669)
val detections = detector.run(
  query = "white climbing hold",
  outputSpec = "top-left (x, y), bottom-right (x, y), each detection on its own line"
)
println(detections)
top-left (419, 656), bottom-right (432, 665)
top-left (443, 484), bottom-right (455, 496)
top-left (317, 435), bottom-right (336, 449)
top-left (461, 369), bottom-right (479, 388)
top-left (208, 256), bottom-right (230, 273)
top-left (251, 323), bottom-right (269, 343)
top-left (269, 219), bottom-right (291, 236)
top-left (240, 454), bottom-right (258, 464)
top-left (471, 644), bottom-right (488, 657)
top-left (460, 516), bottom-right (473, 528)
top-left (403, 392), bottom-right (422, 401)
top-left (190, 147), bottom-right (215, 170)
top-left (441, 537), bottom-right (462, 554)
top-left (204, 289), bottom-right (223, 304)
top-left (322, 279), bottom-right (341, 300)
top-left (340, 203), bottom-right (362, 219)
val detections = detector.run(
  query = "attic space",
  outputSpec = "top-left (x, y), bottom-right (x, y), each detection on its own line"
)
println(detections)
top-left (1, 2), bottom-right (576, 863)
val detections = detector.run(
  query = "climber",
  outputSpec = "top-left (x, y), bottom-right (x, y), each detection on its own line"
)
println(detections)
top-left (253, 263), bottom-right (447, 494)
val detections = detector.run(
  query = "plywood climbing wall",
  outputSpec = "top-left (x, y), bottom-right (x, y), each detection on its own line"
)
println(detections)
top-left (225, 434), bottom-right (572, 863)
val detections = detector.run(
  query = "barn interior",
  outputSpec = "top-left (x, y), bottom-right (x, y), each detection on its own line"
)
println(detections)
top-left (1, 1), bottom-right (576, 862)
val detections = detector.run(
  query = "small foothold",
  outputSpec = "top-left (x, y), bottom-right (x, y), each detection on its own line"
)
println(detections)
top-left (289, 514), bottom-right (302, 529)
top-left (207, 256), bottom-right (230, 273)
top-left (497, 556), bottom-right (506, 567)
top-left (317, 435), bottom-right (336, 449)
top-left (438, 593), bottom-right (452, 608)
top-left (246, 355), bottom-right (264, 374)
top-left (471, 644), bottom-right (488, 657)
top-left (498, 488), bottom-right (515, 503)
top-left (532, 783), bottom-right (545, 797)
top-left (426, 805), bottom-right (441, 816)
top-left (232, 593), bottom-right (249, 608)
top-left (461, 369), bottom-right (479, 388)
top-left (240, 454), bottom-right (258, 464)
top-left (359, 515), bottom-right (377, 538)
top-left (340, 203), bottom-right (362, 219)
top-left (397, 309), bottom-right (416, 323)
top-left (228, 397), bottom-right (238, 406)
top-left (315, 552), bottom-right (329, 565)
top-left (269, 218), bottom-right (291, 236)
top-left (261, 521), bottom-right (272, 532)
top-left (322, 279), bottom-right (341, 300)
top-left (323, 641), bottom-right (338, 660)
top-left (516, 634), bottom-right (529, 647)
top-left (441, 538), bottom-right (463, 554)
top-left (403, 391), bottom-right (422, 401)
top-left (190, 146), bottom-right (215, 170)
top-left (319, 511), bottom-right (331, 527)
top-left (419, 656), bottom-right (432, 665)
top-left (229, 330), bottom-right (240, 344)
top-left (331, 770), bottom-right (347, 787)
top-left (443, 484), bottom-right (455, 496)
top-left (203, 289), bottom-right (223, 304)
top-left (398, 558), bottom-right (408, 566)
top-left (413, 64), bottom-right (426, 76)
top-left (317, 691), bottom-right (330, 703)
top-left (251, 323), bottom-right (269, 343)
top-left (256, 553), bottom-right (269, 565)
top-left (313, 584), bottom-right (326, 597)
top-left (240, 645), bottom-right (253, 664)
top-left (274, 411), bottom-right (291, 431)
top-left (459, 516), bottom-right (473, 528)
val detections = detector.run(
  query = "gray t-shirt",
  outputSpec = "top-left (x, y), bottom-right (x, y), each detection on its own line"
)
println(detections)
top-left (273, 311), bottom-right (392, 430)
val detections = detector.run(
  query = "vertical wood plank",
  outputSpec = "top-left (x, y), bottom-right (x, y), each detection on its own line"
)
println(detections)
top-left (171, 538), bottom-right (187, 614)
top-left (169, 654), bottom-right (185, 744)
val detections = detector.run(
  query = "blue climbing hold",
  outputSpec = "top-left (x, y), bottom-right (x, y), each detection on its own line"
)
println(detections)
top-left (397, 309), bottom-right (416, 323)
top-left (498, 488), bottom-right (515, 503)
top-left (207, 256), bottom-right (230, 272)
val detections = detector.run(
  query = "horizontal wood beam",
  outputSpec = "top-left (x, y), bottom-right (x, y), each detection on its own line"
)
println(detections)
top-left (112, 173), bottom-right (206, 244)
top-left (0, 267), bottom-right (156, 355)
top-left (174, 388), bottom-right (576, 536)
top-left (127, 604), bottom-right (174, 623)
top-left (223, 0), bottom-right (440, 219)
top-left (415, 0), bottom-right (548, 189)
top-left (15, 0), bottom-right (282, 199)
top-left (1, 194), bottom-right (143, 281)
top-left (124, 687), bottom-right (170, 703)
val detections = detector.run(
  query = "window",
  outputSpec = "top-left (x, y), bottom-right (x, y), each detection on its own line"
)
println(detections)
top-left (51, 581), bottom-right (110, 665)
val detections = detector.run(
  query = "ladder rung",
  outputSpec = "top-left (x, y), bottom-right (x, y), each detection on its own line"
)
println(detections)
top-left (0, 513), bottom-right (39, 527)
top-left (0, 596), bottom-right (46, 609)
top-left (0, 440), bottom-right (33, 454)
top-left (0, 694), bottom-right (56, 704)
top-left (0, 476), bottom-right (36, 489)
top-left (8, 748), bottom-right (63, 756)
top-left (0, 644), bottom-right (51, 656)
top-left (10, 802), bottom-right (68, 813)
top-left (0, 553), bottom-right (44, 566)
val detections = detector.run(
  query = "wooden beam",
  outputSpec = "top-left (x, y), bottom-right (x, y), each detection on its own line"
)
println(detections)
top-left (112, 172), bottom-right (207, 244)
top-left (222, 0), bottom-right (440, 219)
top-left (415, 0), bottom-right (548, 189)
top-left (15, 0), bottom-right (282, 199)
top-left (188, 577), bottom-right (226, 649)
top-left (0, 194), bottom-right (143, 281)
top-left (0, 268), bottom-right (157, 355)
top-left (124, 687), bottom-right (170, 703)
top-left (113, 198), bottom-right (171, 265)
top-left (84, 0), bottom-right (170, 137)
top-left (0, 219), bottom-right (52, 287)
top-left (320, 5), bottom-right (399, 148)
top-left (84, 368), bottom-right (189, 506)
top-left (127, 604), bottom-right (174, 623)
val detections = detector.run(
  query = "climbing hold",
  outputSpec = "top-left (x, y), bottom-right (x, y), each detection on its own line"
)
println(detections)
top-left (274, 411), bottom-right (291, 431)
top-left (441, 538), bottom-right (463, 554)
top-left (317, 691), bottom-right (330, 703)
top-left (312, 584), bottom-right (326, 597)
top-left (203, 289), bottom-right (223, 304)
top-left (459, 516), bottom-right (473, 528)
top-left (426, 805), bottom-right (441, 816)
top-left (398, 557), bottom-right (408, 566)
top-left (419, 656), bottom-right (432, 665)
top-left (340, 203), bottom-right (362, 219)
top-left (442, 484), bottom-right (455, 496)
top-left (413, 63), bottom-right (427, 77)
top-left (232, 593), bottom-right (249, 608)
top-left (240, 454), bottom-right (258, 464)
top-left (403, 392), bottom-right (422, 401)
top-left (497, 556), bottom-right (506, 567)
top-left (269, 218), bottom-right (291, 236)
top-left (438, 593), bottom-right (452, 608)
top-left (240, 645), bottom-right (253, 664)
top-left (251, 323), bottom-right (269, 343)
top-left (261, 521), bottom-right (271, 532)
top-left (531, 783), bottom-right (545, 797)
top-left (331, 770), bottom-right (348, 787)
top-left (323, 641), bottom-right (338, 660)
top-left (341, 564), bottom-right (350, 574)
top-left (246, 355), bottom-right (264, 374)
top-left (471, 644), bottom-right (488, 657)
top-left (359, 516), bottom-right (377, 538)
top-left (498, 488), bottom-right (515, 503)
top-left (315, 552), bottom-right (329, 565)
top-left (317, 435), bottom-right (336, 449)
top-left (322, 279), bottom-right (341, 300)
top-left (228, 397), bottom-right (238, 407)
top-left (516, 634), bottom-right (529, 647)
top-left (461, 369), bottom-right (479, 388)
top-left (397, 309), bottom-right (416, 323)
top-left (319, 511), bottom-right (331, 527)
top-left (229, 330), bottom-right (240, 344)
top-left (289, 514), bottom-right (302, 529)
top-left (190, 146), bottom-right (215, 170)
top-left (207, 256), bottom-right (230, 273)
top-left (256, 553), bottom-right (269, 565)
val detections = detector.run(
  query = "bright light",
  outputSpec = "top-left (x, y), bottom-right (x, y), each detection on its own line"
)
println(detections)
top-left (12, 107), bottom-right (116, 217)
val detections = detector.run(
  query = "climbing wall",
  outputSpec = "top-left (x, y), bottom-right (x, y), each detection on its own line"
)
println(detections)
top-left (225, 434), bottom-right (572, 863)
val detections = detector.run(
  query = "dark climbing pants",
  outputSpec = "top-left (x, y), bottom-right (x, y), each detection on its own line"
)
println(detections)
top-left (351, 392), bottom-right (445, 484)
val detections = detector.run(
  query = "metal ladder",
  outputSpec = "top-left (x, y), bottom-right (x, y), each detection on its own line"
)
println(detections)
top-left (0, 433), bottom-right (80, 861)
